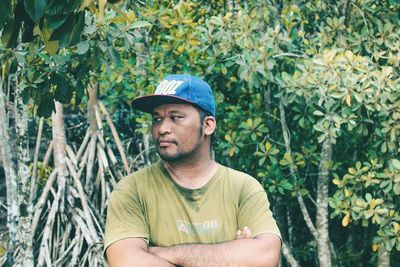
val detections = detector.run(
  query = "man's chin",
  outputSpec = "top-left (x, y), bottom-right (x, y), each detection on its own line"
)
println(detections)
top-left (158, 151), bottom-right (181, 162)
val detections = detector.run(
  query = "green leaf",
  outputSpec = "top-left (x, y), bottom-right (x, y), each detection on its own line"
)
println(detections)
top-left (37, 95), bottom-right (55, 118)
top-left (22, 87), bottom-right (32, 104)
top-left (42, 27), bottom-right (59, 55)
top-left (1, 19), bottom-right (20, 48)
top-left (74, 80), bottom-right (85, 107)
top-left (70, 12), bottom-right (85, 45)
top-left (130, 20), bottom-right (152, 29)
top-left (281, 72), bottom-right (291, 83)
top-left (77, 40), bottom-right (89, 54)
top-left (65, 0), bottom-right (82, 13)
top-left (392, 159), bottom-right (400, 170)
top-left (53, 73), bottom-right (72, 103)
top-left (299, 117), bottom-right (305, 128)
top-left (107, 46), bottom-right (121, 67)
top-left (381, 142), bottom-right (387, 153)
top-left (125, 33), bottom-right (135, 44)
top-left (50, 14), bottom-right (73, 47)
top-left (24, 0), bottom-right (48, 21)
top-left (0, 0), bottom-right (12, 29)
top-left (13, 51), bottom-right (26, 64)
top-left (21, 17), bottom-right (35, 43)
top-left (45, 14), bottom-right (70, 30)
top-left (313, 110), bottom-right (324, 116)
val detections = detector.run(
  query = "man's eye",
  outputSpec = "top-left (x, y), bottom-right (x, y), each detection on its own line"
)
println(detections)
top-left (152, 117), bottom-right (161, 123)
top-left (171, 115), bottom-right (183, 120)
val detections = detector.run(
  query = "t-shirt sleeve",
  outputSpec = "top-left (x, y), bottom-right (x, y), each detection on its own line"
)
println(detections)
top-left (104, 176), bottom-right (149, 252)
top-left (238, 178), bottom-right (281, 239)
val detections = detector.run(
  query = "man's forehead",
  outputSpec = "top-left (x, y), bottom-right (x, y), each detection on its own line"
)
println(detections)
top-left (152, 103), bottom-right (197, 114)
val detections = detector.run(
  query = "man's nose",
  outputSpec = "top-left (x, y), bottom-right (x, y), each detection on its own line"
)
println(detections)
top-left (158, 118), bottom-right (172, 135)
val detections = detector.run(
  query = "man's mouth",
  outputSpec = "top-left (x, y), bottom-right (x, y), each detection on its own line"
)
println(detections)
top-left (157, 138), bottom-right (177, 148)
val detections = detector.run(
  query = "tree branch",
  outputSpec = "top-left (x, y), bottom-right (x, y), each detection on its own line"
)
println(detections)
top-left (281, 242), bottom-right (300, 267)
top-left (279, 99), bottom-right (318, 240)
top-left (31, 117), bottom-right (44, 197)
top-left (98, 101), bottom-right (129, 173)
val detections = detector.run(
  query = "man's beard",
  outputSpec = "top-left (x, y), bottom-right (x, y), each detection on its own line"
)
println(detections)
top-left (157, 140), bottom-right (202, 162)
top-left (156, 125), bottom-right (203, 162)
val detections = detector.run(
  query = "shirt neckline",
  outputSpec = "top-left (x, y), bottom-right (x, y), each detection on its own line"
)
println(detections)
top-left (158, 161), bottom-right (223, 194)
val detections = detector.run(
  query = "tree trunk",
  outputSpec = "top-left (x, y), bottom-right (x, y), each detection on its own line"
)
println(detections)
top-left (0, 78), bottom-right (19, 265)
top-left (279, 99), bottom-right (333, 266)
top-left (279, 100), bottom-right (317, 240)
top-left (86, 82), bottom-right (99, 188)
top-left (281, 242), bottom-right (300, 267)
top-left (316, 138), bottom-right (333, 267)
top-left (14, 80), bottom-right (34, 266)
top-left (52, 101), bottom-right (68, 182)
top-left (377, 247), bottom-right (390, 267)
top-left (37, 101), bottom-right (68, 266)
top-left (135, 35), bottom-right (152, 166)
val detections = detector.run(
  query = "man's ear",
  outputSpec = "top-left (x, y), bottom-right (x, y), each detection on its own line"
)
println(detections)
top-left (203, 116), bottom-right (216, 136)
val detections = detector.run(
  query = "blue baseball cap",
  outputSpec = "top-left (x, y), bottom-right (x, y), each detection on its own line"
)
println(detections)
top-left (132, 74), bottom-right (216, 116)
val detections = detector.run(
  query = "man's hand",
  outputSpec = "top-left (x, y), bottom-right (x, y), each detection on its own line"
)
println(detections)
top-left (235, 226), bottom-right (252, 240)
top-left (149, 227), bottom-right (253, 263)
top-left (148, 227), bottom-right (281, 267)
top-left (148, 246), bottom-right (178, 265)
top-left (106, 238), bottom-right (175, 267)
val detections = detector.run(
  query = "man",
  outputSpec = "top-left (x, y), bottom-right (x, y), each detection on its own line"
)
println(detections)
top-left (104, 74), bottom-right (281, 266)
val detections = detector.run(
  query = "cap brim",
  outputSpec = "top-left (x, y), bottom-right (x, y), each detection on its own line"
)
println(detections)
top-left (132, 95), bottom-right (196, 113)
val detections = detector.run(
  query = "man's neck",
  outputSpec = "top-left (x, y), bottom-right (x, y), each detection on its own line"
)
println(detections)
top-left (162, 157), bottom-right (218, 189)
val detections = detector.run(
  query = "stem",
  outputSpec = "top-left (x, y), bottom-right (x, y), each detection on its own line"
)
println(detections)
top-left (344, 0), bottom-right (352, 27)
top-left (281, 242), bottom-right (300, 267)
top-left (0, 76), bottom-right (19, 264)
top-left (76, 128), bottom-right (90, 161)
top-left (66, 144), bottom-right (78, 166)
top-left (32, 170), bottom-right (58, 234)
top-left (66, 158), bottom-right (100, 243)
top-left (279, 99), bottom-right (318, 239)
top-left (86, 134), bottom-right (97, 188)
top-left (37, 185), bottom-right (63, 267)
top-left (377, 246), bottom-right (390, 267)
top-left (15, 77), bottom-right (34, 265)
top-left (31, 117), bottom-right (44, 198)
top-left (98, 101), bottom-right (130, 173)
top-left (316, 138), bottom-right (333, 267)
top-left (42, 141), bottom-right (53, 168)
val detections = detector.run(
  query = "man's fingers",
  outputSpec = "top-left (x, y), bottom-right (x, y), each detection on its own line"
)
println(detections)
top-left (236, 227), bottom-right (252, 240)
top-left (243, 226), bottom-right (252, 238)
top-left (236, 229), bottom-right (243, 239)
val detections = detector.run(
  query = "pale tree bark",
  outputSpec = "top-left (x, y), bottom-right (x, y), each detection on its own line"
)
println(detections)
top-left (0, 77), bottom-right (19, 265)
top-left (316, 138), bottom-right (333, 267)
top-left (281, 242), bottom-right (300, 267)
top-left (377, 247), bottom-right (390, 267)
top-left (279, 100), bottom-right (318, 240)
top-left (14, 79), bottom-right (34, 266)
top-left (279, 99), bottom-right (333, 267)
top-left (87, 82), bottom-right (99, 188)
top-left (52, 101), bottom-right (68, 190)
top-left (276, 100), bottom-right (303, 267)
top-left (31, 117), bottom-right (44, 196)
top-left (135, 38), bottom-right (152, 166)
top-left (37, 101), bottom-right (105, 266)
top-left (37, 101), bottom-right (68, 266)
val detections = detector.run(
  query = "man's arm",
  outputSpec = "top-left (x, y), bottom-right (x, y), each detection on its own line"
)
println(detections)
top-left (106, 238), bottom-right (175, 267)
top-left (149, 232), bottom-right (281, 267)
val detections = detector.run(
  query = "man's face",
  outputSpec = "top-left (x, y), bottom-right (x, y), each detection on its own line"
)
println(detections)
top-left (151, 103), bottom-right (204, 162)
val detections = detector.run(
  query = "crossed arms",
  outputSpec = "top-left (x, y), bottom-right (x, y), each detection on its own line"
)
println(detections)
top-left (106, 227), bottom-right (281, 267)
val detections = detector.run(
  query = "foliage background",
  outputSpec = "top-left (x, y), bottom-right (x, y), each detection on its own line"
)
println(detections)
top-left (0, 0), bottom-right (399, 266)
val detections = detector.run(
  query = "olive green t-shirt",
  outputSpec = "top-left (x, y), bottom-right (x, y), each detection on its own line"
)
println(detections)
top-left (104, 162), bottom-right (280, 250)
